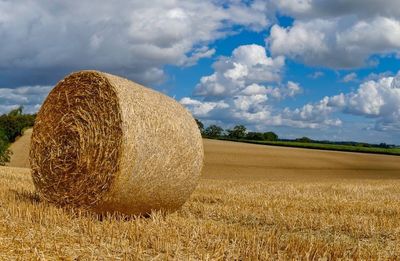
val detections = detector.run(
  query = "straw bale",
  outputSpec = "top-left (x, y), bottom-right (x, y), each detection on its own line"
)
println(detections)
top-left (30, 71), bottom-right (203, 215)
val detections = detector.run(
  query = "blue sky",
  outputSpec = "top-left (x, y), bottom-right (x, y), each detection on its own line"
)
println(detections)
top-left (1, 0), bottom-right (400, 144)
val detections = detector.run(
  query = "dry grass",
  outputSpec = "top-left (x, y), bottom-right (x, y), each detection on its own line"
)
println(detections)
top-left (202, 139), bottom-right (400, 181)
top-left (1, 170), bottom-right (400, 259)
top-left (6, 129), bottom-right (31, 168)
top-left (1, 138), bottom-right (400, 259)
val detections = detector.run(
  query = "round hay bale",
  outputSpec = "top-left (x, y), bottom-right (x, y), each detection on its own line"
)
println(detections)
top-left (30, 70), bottom-right (203, 215)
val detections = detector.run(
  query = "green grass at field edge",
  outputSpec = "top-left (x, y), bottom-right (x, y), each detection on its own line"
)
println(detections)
top-left (208, 137), bottom-right (400, 156)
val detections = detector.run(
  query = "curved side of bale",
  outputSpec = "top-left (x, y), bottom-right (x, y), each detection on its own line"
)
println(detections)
top-left (96, 73), bottom-right (204, 214)
top-left (30, 70), bottom-right (203, 215)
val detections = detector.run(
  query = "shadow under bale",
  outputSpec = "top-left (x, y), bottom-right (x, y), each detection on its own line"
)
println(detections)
top-left (10, 189), bottom-right (41, 204)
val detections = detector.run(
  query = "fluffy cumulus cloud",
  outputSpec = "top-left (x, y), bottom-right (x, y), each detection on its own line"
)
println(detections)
top-left (289, 72), bottom-right (400, 131)
top-left (182, 40), bottom-right (400, 133)
top-left (282, 97), bottom-right (342, 129)
top-left (0, 0), bottom-right (271, 87)
top-left (268, 1), bottom-right (400, 68)
top-left (194, 44), bottom-right (285, 97)
top-left (330, 73), bottom-right (400, 131)
top-left (180, 44), bottom-right (343, 130)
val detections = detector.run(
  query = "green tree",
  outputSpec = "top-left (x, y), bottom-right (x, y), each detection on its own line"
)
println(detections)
top-left (0, 107), bottom-right (36, 142)
top-left (0, 107), bottom-right (35, 165)
top-left (296, 136), bottom-right (312, 143)
top-left (195, 119), bottom-right (204, 133)
top-left (204, 125), bottom-right (223, 137)
top-left (246, 132), bottom-right (264, 140)
top-left (227, 125), bottom-right (247, 139)
top-left (379, 143), bottom-right (390, 148)
top-left (8, 106), bottom-right (23, 117)
top-left (0, 129), bottom-right (11, 166)
top-left (263, 131), bottom-right (278, 141)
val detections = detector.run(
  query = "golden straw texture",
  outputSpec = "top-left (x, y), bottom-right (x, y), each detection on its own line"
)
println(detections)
top-left (30, 71), bottom-right (203, 215)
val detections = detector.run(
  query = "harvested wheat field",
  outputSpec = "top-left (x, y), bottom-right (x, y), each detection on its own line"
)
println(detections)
top-left (1, 130), bottom-right (400, 259)
top-left (6, 128), bottom-right (32, 168)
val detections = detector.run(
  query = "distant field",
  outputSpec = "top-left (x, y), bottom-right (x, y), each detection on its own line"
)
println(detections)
top-left (216, 137), bottom-right (400, 156)
top-left (0, 133), bottom-right (399, 259)
top-left (202, 139), bottom-right (400, 181)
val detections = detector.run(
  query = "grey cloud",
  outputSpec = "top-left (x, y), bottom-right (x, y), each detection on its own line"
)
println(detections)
top-left (274, 0), bottom-right (400, 19)
top-left (0, 85), bottom-right (52, 114)
top-left (0, 0), bottom-right (270, 87)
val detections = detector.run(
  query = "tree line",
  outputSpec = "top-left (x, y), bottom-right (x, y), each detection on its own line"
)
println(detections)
top-left (195, 119), bottom-right (397, 148)
top-left (195, 119), bottom-right (279, 141)
top-left (0, 107), bottom-right (36, 165)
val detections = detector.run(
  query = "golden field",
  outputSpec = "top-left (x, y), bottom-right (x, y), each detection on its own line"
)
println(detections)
top-left (0, 133), bottom-right (400, 259)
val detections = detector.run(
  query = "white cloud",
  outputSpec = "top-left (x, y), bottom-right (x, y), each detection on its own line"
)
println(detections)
top-left (268, 0), bottom-right (400, 69)
top-left (330, 76), bottom-right (400, 116)
top-left (179, 44), bottom-right (335, 130)
top-left (364, 71), bottom-right (394, 82)
top-left (283, 97), bottom-right (342, 128)
top-left (183, 41), bottom-right (400, 133)
top-left (240, 84), bottom-right (268, 96)
top-left (268, 20), bottom-right (334, 66)
top-left (274, 0), bottom-right (312, 16)
top-left (182, 47), bottom-right (216, 67)
top-left (391, 72), bottom-right (400, 89)
top-left (233, 94), bottom-right (268, 111)
top-left (308, 71), bottom-right (324, 79)
top-left (180, 97), bottom-right (229, 117)
top-left (286, 72), bottom-right (400, 131)
top-left (264, 81), bottom-right (302, 100)
top-left (195, 44), bottom-right (285, 97)
top-left (0, 0), bottom-right (271, 86)
top-left (342, 72), bottom-right (357, 82)
top-left (286, 81), bottom-right (302, 97)
top-left (338, 73), bottom-right (400, 131)
top-left (179, 46), bottom-right (400, 140)
top-left (337, 17), bottom-right (400, 54)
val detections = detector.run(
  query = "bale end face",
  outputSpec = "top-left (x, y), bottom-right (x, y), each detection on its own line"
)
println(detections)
top-left (30, 71), bottom-right (123, 207)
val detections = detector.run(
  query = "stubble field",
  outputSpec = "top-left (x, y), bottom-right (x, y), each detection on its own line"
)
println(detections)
top-left (0, 132), bottom-right (399, 259)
